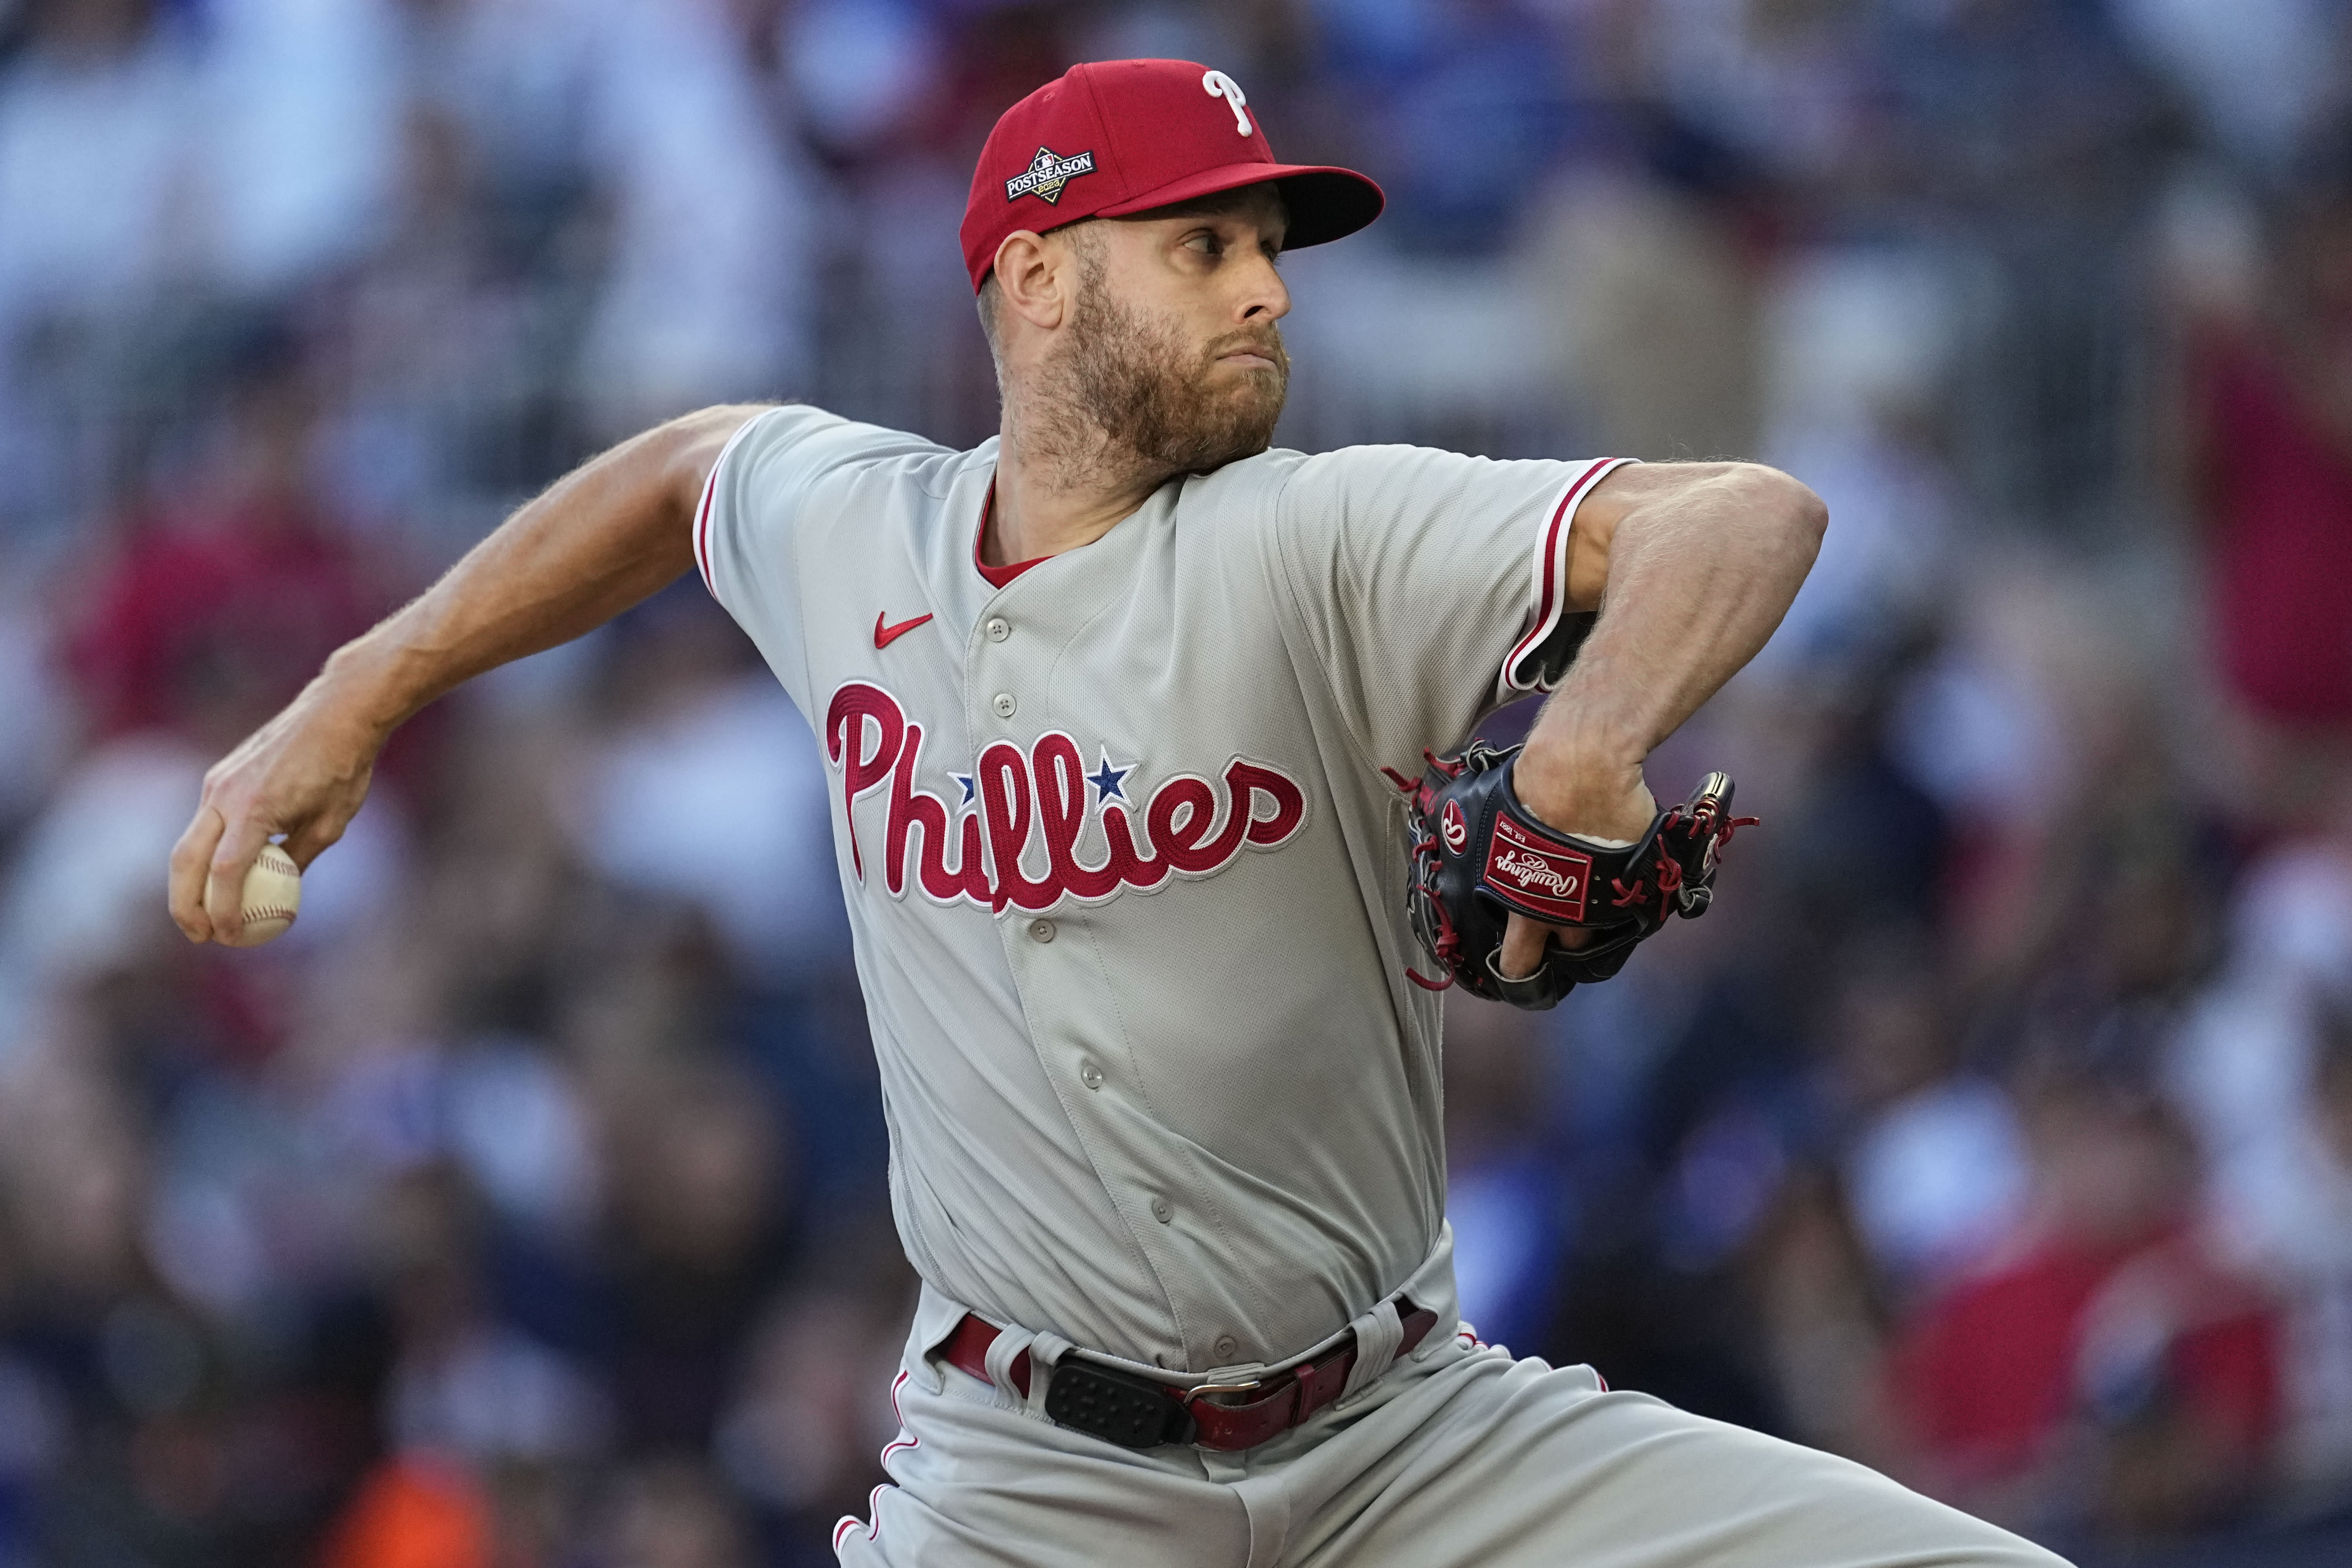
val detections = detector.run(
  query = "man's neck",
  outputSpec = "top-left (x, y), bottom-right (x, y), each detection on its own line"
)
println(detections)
top-left (985, 406), bottom-right (1170, 567)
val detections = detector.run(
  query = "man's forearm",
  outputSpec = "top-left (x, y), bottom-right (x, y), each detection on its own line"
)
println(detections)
top-left (322, 404), bottom-right (767, 739)
top-left (1516, 463), bottom-right (1825, 834)
top-left (168, 403), bottom-right (770, 940)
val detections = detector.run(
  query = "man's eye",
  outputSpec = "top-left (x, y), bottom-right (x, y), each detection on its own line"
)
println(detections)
top-left (1185, 232), bottom-right (1221, 256)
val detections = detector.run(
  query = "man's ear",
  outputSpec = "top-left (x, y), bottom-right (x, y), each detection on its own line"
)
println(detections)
top-left (993, 230), bottom-right (1071, 332)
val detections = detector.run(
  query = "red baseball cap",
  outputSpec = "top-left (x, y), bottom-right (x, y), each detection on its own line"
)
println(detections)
top-left (959, 59), bottom-right (1384, 293)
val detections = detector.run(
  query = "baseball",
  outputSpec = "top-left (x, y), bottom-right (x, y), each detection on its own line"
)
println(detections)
top-left (225, 843), bottom-right (302, 948)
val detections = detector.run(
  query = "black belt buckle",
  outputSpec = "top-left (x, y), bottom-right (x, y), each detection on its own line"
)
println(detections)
top-left (1043, 1358), bottom-right (1197, 1449)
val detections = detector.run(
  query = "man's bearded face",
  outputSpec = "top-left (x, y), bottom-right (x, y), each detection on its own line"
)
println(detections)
top-left (1059, 250), bottom-right (1290, 475)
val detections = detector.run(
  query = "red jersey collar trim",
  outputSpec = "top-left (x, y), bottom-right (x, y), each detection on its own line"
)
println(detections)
top-left (975, 478), bottom-right (1047, 589)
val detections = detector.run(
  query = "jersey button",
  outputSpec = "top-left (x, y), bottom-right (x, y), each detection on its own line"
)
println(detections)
top-left (1027, 918), bottom-right (1056, 944)
top-left (1150, 1197), bottom-right (1174, 1224)
top-left (1213, 1335), bottom-right (1240, 1361)
top-left (991, 692), bottom-right (1017, 718)
top-left (1079, 1061), bottom-right (1103, 1089)
top-left (985, 616), bottom-right (1010, 642)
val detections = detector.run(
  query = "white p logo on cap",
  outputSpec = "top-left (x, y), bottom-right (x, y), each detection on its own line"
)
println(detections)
top-left (1202, 70), bottom-right (1251, 136)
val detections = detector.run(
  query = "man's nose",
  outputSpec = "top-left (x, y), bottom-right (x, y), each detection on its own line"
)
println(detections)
top-left (1239, 254), bottom-right (1290, 323)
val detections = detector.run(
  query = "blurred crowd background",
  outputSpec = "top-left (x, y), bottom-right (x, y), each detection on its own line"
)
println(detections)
top-left (1, 0), bottom-right (2350, 1565)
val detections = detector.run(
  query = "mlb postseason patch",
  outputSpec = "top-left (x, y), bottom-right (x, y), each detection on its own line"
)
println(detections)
top-left (1007, 146), bottom-right (1097, 205)
top-left (1480, 816), bottom-right (1592, 923)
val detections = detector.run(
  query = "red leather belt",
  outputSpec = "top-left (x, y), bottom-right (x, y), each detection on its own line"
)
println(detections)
top-left (941, 1303), bottom-right (1440, 1451)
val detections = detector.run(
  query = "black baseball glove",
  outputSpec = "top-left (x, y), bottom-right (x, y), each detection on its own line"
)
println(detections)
top-left (1404, 741), bottom-right (1755, 1009)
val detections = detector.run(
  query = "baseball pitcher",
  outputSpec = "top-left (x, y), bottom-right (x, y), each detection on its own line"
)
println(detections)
top-left (171, 58), bottom-right (2067, 1568)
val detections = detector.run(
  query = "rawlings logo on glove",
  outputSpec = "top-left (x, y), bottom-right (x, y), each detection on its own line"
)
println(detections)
top-left (1484, 819), bottom-right (1593, 920)
top-left (1403, 741), bottom-right (1755, 1010)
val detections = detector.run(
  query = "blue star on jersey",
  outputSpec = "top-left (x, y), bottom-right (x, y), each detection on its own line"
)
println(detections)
top-left (1088, 753), bottom-right (1132, 805)
top-left (950, 764), bottom-right (1122, 808)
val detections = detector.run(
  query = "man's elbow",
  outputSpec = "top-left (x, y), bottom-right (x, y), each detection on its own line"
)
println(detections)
top-left (1735, 463), bottom-right (1827, 561)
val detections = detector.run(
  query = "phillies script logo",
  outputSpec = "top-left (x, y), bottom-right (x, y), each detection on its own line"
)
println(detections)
top-left (826, 682), bottom-right (1307, 914)
top-left (1481, 816), bottom-right (1592, 922)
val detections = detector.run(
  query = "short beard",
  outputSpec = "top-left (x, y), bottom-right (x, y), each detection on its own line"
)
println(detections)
top-left (1042, 250), bottom-right (1289, 480)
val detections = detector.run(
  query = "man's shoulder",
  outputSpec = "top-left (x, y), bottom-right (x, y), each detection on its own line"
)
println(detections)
top-left (1175, 445), bottom-right (1306, 505)
top-left (1185, 442), bottom-right (1497, 494)
top-left (1183, 441), bottom-right (1457, 509)
top-left (711, 406), bottom-right (993, 573)
top-left (1174, 442), bottom-right (1503, 530)
top-left (735, 403), bottom-right (974, 480)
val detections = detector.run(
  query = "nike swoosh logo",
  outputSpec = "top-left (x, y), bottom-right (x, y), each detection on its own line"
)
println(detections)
top-left (874, 611), bottom-right (934, 649)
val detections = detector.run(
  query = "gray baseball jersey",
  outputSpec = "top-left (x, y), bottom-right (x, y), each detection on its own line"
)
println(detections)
top-left (694, 403), bottom-right (1628, 1375)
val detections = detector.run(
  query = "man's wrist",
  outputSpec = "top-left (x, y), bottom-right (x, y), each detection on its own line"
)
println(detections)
top-left (1513, 727), bottom-right (1652, 843)
top-left (316, 636), bottom-right (427, 748)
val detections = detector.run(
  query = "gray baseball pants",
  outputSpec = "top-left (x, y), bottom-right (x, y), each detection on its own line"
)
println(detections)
top-left (833, 1300), bottom-right (2069, 1568)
